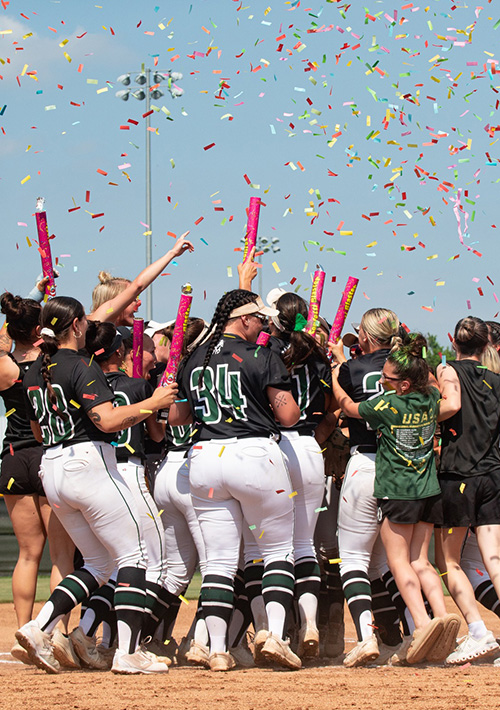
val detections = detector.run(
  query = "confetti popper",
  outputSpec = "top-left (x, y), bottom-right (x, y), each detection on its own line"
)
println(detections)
top-left (34, 197), bottom-right (56, 299)
top-left (256, 331), bottom-right (270, 346)
top-left (157, 283), bottom-right (193, 420)
top-left (243, 196), bottom-right (261, 263)
top-left (306, 266), bottom-right (326, 334)
top-left (132, 318), bottom-right (144, 379)
top-left (328, 276), bottom-right (359, 345)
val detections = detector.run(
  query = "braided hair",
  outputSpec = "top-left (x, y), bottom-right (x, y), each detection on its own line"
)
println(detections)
top-left (194, 289), bottom-right (258, 385)
top-left (274, 293), bottom-right (329, 371)
top-left (387, 333), bottom-right (431, 394)
top-left (39, 296), bottom-right (85, 418)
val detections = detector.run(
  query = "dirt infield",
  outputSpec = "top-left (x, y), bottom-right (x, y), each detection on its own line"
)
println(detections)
top-left (1, 599), bottom-right (500, 710)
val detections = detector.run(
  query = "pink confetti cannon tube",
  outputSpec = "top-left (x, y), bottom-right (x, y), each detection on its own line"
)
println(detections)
top-left (306, 267), bottom-right (326, 334)
top-left (132, 318), bottom-right (144, 379)
top-left (159, 283), bottom-right (193, 387)
top-left (243, 197), bottom-right (261, 263)
top-left (328, 276), bottom-right (359, 344)
top-left (256, 331), bottom-right (270, 347)
top-left (35, 197), bottom-right (56, 299)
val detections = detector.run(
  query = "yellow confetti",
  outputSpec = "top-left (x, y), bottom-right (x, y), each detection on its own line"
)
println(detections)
top-left (259, 529), bottom-right (264, 539)
top-left (70, 400), bottom-right (81, 409)
top-left (328, 558), bottom-right (342, 564)
top-left (7, 478), bottom-right (15, 490)
top-left (5, 408), bottom-right (16, 418)
top-left (459, 482), bottom-right (466, 493)
top-left (218, 446), bottom-right (226, 457)
top-left (289, 491), bottom-right (298, 498)
top-left (272, 261), bottom-right (281, 273)
top-left (252, 558), bottom-right (264, 564)
top-left (21, 175), bottom-right (31, 185)
top-left (140, 409), bottom-right (153, 414)
top-left (179, 594), bottom-right (189, 605)
top-left (63, 52), bottom-right (72, 63)
top-left (124, 443), bottom-right (135, 454)
top-left (483, 379), bottom-right (492, 389)
top-left (51, 317), bottom-right (58, 325)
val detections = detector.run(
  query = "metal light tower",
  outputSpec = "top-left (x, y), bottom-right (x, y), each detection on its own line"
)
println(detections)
top-left (116, 67), bottom-right (184, 320)
top-left (240, 235), bottom-right (281, 295)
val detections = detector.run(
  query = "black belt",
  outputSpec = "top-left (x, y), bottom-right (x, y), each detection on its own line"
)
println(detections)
top-left (356, 445), bottom-right (377, 454)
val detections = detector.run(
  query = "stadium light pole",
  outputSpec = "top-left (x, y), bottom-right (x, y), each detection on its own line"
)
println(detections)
top-left (240, 235), bottom-right (281, 295)
top-left (116, 66), bottom-right (184, 320)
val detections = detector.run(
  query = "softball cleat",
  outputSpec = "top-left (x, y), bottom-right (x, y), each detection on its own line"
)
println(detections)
top-left (15, 621), bottom-right (60, 674)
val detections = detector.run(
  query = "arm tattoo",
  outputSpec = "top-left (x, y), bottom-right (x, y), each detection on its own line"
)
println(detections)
top-left (89, 411), bottom-right (101, 424)
top-left (121, 416), bottom-right (138, 428)
top-left (275, 393), bottom-right (287, 409)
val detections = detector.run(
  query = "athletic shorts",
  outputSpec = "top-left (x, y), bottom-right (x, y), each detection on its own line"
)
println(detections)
top-left (436, 471), bottom-right (500, 528)
top-left (0, 446), bottom-right (44, 496)
top-left (377, 494), bottom-right (442, 525)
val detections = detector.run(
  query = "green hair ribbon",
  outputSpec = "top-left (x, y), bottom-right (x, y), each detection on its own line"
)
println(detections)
top-left (294, 313), bottom-right (307, 332)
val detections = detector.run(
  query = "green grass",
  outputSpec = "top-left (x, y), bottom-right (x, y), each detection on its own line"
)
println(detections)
top-left (0, 571), bottom-right (202, 604)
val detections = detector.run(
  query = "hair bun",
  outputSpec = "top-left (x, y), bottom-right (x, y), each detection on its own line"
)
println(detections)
top-left (406, 333), bottom-right (428, 359)
top-left (98, 270), bottom-right (112, 284)
top-left (0, 292), bottom-right (23, 319)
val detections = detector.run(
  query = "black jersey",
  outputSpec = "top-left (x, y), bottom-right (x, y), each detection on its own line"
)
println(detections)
top-left (105, 371), bottom-right (153, 462)
top-left (178, 333), bottom-right (292, 441)
top-left (166, 422), bottom-right (197, 453)
top-left (338, 349), bottom-right (390, 447)
top-left (24, 349), bottom-right (115, 448)
top-left (0, 355), bottom-right (40, 457)
top-left (269, 336), bottom-right (331, 435)
top-left (439, 359), bottom-right (500, 477)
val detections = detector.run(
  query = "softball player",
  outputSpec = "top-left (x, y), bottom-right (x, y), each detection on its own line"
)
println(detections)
top-left (16, 296), bottom-right (177, 675)
top-left (261, 292), bottom-right (333, 657)
top-left (0, 291), bottom-right (76, 667)
top-left (335, 308), bottom-right (403, 667)
top-left (435, 316), bottom-right (500, 664)
top-left (76, 321), bottom-right (174, 659)
top-left (169, 289), bottom-right (302, 671)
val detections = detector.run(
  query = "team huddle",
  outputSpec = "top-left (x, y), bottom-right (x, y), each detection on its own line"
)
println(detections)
top-left (2, 234), bottom-right (500, 675)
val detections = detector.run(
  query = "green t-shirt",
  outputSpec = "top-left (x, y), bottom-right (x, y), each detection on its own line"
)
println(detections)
top-left (358, 387), bottom-right (441, 501)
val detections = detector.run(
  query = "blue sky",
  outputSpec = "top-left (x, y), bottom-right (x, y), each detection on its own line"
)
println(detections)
top-left (1, 0), bottom-right (499, 345)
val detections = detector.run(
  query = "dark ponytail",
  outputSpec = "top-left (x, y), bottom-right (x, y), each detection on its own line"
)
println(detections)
top-left (0, 292), bottom-right (41, 344)
top-left (195, 289), bottom-right (258, 385)
top-left (387, 333), bottom-right (431, 394)
top-left (85, 321), bottom-right (119, 362)
top-left (39, 296), bottom-right (85, 419)
top-left (274, 292), bottom-right (329, 371)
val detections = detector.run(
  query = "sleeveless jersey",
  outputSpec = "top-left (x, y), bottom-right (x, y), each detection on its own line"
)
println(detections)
top-left (439, 359), bottom-right (500, 477)
top-left (1, 355), bottom-right (40, 457)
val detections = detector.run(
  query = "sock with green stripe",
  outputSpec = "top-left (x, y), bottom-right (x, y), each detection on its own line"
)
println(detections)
top-left (341, 568), bottom-right (373, 642)
top-left (37, 568), bottom-right (100, 633)
top-left (263, 560), bottom-right (295, 639)
top-left (114, 566), bottom-right (147, 653)
top-left (201, 574), bottom-right (234, 654)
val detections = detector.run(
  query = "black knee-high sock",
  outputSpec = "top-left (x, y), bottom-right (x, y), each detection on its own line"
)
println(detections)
top-left (382, 570), bottom-right (411, 637)
top-left (201, 574), bottom-right (234, 625)
top-left (114, 567), bottom-right (147, 654)
top-left (262, 560), bottom-right (295, 638)
top-left (229, 568), bottom-right (253, 647)
top-left (244, 561), bottom-right (264, 628)
top-left (371, 577), bottom-right (402, 647)
top-left (341, 568), bottom-right (372, 642)
top-left (39, 569), bottom-right (99, 633)
top-left (83, 579), bottom-right (117, 638)
top-left (142, 584), bottom-right (181, 640)
top-left (295, 556), bottom-right (321, 603)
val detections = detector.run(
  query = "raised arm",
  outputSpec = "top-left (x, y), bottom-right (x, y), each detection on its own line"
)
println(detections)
top-left (436, 363), bottom-right (461, 422)
top-left (237, 247), bottom-right (258, 291)
top-left (89, 233), bottom-right (194, 323)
